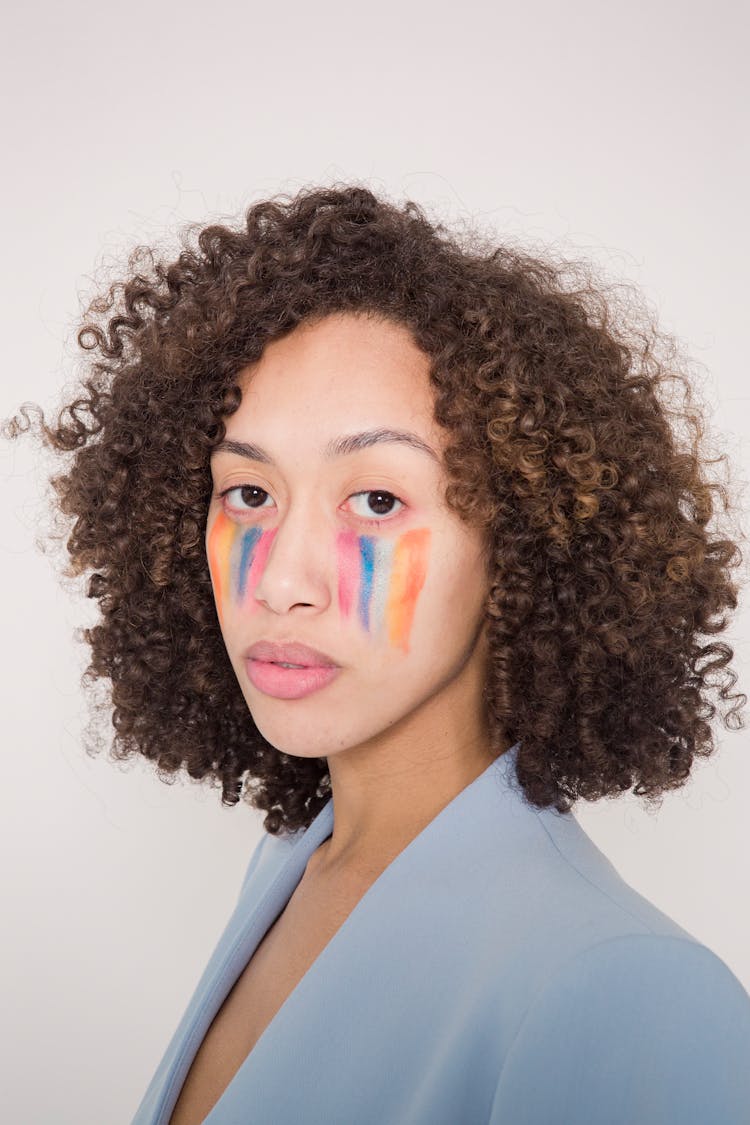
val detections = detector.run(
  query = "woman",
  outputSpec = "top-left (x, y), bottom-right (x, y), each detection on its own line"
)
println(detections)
top-left (6, 184), bottom-right (750, 1123)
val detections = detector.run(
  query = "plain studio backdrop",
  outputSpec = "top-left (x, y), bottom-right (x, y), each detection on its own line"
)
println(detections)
top-left (1, 1), bottom-right (748, 1122)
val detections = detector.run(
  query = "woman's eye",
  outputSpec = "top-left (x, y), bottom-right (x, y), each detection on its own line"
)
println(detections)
top-left (219, 484), bottom-right (273, 512)
top-left (347, 490), bottom-right (404, 521)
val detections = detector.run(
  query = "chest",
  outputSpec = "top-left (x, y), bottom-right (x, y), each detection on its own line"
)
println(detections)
top-left (167, 868), bottom-right (375, 1125)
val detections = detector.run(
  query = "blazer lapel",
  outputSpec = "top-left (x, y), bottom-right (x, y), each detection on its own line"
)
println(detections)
top-left (130, 799), bottom-right (335, 1125)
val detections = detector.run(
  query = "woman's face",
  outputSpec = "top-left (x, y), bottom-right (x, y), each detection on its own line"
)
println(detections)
top-left (206, 311), bottom-right (491, 763)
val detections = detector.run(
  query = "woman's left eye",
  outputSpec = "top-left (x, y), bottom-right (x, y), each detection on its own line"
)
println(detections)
top-left (347, 490), bottom-right (404, 523)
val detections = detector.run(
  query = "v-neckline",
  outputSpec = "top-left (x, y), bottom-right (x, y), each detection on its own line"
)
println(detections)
top-left (173, 744), bottom-right (520, 1124)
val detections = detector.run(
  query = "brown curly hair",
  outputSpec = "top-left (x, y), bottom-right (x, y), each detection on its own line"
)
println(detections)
top-left (4, 182), bottom-right (747, 836)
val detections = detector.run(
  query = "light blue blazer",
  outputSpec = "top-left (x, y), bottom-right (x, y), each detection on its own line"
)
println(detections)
top-left (131, 743), bottom-right (750, 1123)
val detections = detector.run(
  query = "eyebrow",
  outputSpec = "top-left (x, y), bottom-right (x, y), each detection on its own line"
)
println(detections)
top-left (210, 427), bottom-right (441, 465)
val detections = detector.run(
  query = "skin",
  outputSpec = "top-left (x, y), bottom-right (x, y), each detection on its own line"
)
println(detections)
top-left (206, 311), bottom-right (508, 882)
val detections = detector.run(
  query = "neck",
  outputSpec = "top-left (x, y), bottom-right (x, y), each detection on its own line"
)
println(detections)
top-left (307, 638), bottom-right (506, 880)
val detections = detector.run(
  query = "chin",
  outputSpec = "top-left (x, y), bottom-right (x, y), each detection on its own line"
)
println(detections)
top-left (247, 709), bottom-right (339, 760)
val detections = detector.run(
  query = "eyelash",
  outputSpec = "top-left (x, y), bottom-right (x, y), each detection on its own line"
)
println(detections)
top-left (216, 484), bottom-right (406, 527)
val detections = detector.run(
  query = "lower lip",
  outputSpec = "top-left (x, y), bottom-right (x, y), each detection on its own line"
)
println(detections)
top-left (244, 659), bottom-right (341, 700)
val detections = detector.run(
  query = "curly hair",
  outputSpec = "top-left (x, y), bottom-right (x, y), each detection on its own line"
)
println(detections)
top-left (4, 182), bottom-right (747, 836)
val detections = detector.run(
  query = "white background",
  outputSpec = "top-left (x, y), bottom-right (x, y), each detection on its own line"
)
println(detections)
top-left (1, 1), bottom-right (749, 1122)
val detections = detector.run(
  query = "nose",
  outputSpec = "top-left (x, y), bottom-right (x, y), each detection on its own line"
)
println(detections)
top-left (251, 500), bottom-right (333, 617)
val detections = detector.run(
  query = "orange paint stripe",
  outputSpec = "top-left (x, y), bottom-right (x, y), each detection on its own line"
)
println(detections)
top-left (206, 509), bottom-right (235, 628)
top-left (385, 528), bottom-right (431, 652)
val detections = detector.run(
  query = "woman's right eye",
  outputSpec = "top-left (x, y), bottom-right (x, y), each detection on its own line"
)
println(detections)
top-left (218, 484), bottom-right (273, 512)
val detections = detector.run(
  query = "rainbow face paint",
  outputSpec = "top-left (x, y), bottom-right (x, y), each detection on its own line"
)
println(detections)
top-left (337, 527), bottom-right (431, 653)
top-left (206, 508), bottom-right (278, 630)
top-left (207, 507), bottom-right (430, 654)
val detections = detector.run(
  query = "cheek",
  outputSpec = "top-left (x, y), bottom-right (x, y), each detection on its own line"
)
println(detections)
top-left (206, 509), bottom-right (277, 627)
top-left (337, 527), bottom-right (431, 653)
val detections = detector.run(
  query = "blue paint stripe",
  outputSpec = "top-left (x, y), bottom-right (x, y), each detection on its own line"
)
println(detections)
top-left (358, 535), bottom-right (375, 630)
top-left (235, 526), bottom-right (262, 600)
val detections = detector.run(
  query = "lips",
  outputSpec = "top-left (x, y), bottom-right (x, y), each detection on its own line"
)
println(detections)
top-left (243, 640), bottom-right (339, 668)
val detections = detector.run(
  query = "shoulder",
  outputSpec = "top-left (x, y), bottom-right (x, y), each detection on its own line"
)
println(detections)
top-left (525, 933), bottom-right (750, 1033)
top-left (489, 933), bottom-right (750, 1124)
top-left (527, 804), bottom-right (700, 940)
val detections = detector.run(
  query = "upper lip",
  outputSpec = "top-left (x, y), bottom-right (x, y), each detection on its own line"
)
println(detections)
top-left (243, 640), bottom-right (339, 667)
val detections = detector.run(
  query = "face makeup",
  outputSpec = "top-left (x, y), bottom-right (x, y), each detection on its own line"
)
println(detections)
top-left (336, 526), bottom-right (430, 652)
top-left (206, 511), bottom-right (277, 632)
top-left (206, 507), bottom-right (431, 666)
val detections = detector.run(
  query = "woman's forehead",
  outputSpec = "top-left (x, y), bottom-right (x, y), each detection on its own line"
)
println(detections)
top-left (240, 313), bottom-right (430, 393)
top-left (226, 316), bottom-right (443, 455)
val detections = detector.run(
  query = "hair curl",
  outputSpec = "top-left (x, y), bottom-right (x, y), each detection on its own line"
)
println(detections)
top-left (4, 182), bottom-right (747, 835)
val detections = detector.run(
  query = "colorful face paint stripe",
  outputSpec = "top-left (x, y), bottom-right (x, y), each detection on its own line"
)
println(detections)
top-left (357, 535), bottom-right (376, 630)
top-left (239, 522), bottom-right (277, 603)
top-left (206, 508), bottom-right (235, 629)
top-left (367, 537), bottom-right (393, 632)
top-left (385, 527), bottom-right (431, 652)
top-left (234, 525), bottom-right (263, 600)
